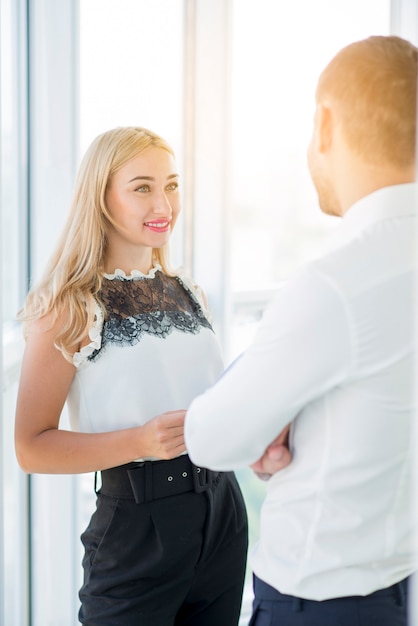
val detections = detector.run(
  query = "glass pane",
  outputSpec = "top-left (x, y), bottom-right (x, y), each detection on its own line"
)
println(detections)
top-left (78, 0), bottom-right (185, 267)
top-left (79, 0), bottom-right (184, 158)
top-left (1, 0), bottom-right (23, 324)
top-left (1, 0), bottom-right (29, 623)
top-left (230, 0), bottom-right (391, 291)
top-left (77, 0), bottom-right (186, 563)
top-left (231, 1), bottom-right (392, 618)
top-left (2, 380), bottom-right (29, 625)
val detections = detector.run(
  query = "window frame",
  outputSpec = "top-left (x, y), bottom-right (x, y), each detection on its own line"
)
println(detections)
top-left (1, 0), bottom-right (30, 623)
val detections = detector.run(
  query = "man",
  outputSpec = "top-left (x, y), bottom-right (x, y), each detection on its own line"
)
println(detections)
top-left (184, 36), bottom-right (417, 625)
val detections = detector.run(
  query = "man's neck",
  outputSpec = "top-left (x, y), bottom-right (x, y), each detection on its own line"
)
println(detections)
top-left (338, 162), bottom-right (416, 216)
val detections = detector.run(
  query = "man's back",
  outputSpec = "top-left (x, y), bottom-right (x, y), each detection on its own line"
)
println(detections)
top-left (252, 182), bottom-right (416, 600)
top-left (185, 35), bottom-right (417, 626)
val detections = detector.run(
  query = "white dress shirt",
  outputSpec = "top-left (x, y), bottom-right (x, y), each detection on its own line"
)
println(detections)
top-left (185, 183), bottom-right (418, 600)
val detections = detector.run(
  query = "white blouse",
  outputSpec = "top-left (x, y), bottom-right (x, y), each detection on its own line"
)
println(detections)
top-left (66, 265), bottom-right (224, 441)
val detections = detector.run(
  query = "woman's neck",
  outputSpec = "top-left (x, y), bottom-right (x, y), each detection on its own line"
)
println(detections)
top-left (104, 250), bottom-right (154, 275)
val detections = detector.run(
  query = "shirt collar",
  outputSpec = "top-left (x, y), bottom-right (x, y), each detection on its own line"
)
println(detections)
top-left (330, 182), bottom-right (418, 246)
top-left (343, 182), bottom-right (417, 229)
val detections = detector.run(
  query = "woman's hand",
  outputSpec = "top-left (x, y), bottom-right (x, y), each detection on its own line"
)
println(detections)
top-left (137, 410), bottom-right (186, 460)
top-left (15, 313), bottom-right (186, 474)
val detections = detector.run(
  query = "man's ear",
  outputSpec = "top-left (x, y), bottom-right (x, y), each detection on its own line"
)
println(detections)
top-left (315, 103), bottom-right (333, 153)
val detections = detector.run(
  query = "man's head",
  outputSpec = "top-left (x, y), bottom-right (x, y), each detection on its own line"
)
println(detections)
top-left (307, 36), bottom-right (417, 216)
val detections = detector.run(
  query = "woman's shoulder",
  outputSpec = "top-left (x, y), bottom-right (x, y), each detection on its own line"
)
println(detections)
top-left (72, 299), bottom-right (104, 369)
top-left (23, 310), bottom-right (78, 368)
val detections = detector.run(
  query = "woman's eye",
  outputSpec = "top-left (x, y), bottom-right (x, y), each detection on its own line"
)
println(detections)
top-left (166, 182), bottom-right (179, 191)
top-left (135, 184), bottom-right (150, 192)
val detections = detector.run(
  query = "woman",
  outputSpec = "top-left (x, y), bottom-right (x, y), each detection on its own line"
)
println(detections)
top-left (15, 126), bottom-right (248, 625)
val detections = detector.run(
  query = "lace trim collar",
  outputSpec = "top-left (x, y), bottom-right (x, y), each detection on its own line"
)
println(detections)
top-left (72, 267), bottom-right (213, 369)
top-left (103, 263), bottom-right (162, 280)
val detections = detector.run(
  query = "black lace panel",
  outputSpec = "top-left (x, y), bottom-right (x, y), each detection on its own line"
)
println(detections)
top-left (88, 271), bottom-right (213, 361)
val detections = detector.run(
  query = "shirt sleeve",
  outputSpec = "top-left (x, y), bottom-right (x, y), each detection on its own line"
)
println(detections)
top-left (184, 267), bottom-right (353, 470)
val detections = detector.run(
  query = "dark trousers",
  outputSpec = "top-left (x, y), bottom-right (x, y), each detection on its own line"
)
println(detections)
top-left (79, 462), bottom-right (248, 626)
top-left (250, 574), bottom-right (409, 626)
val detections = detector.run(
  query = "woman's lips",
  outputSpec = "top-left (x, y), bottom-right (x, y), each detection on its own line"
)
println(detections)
top-left (144, 219), bottom-right (171, 232)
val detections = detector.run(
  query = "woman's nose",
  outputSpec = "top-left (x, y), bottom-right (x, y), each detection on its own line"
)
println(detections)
top-left (153, 191), bottom-right (171, 213)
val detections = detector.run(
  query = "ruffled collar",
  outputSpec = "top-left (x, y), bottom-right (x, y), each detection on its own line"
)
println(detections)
top-left (103, 263), bottom-right (162, 281)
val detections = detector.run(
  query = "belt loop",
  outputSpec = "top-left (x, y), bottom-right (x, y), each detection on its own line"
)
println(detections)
top-left (144, 461), bottom-right (153, 502)
top-left (193, 466), bottom-right (209, 493)
top-left (292, 597), bottom-right (303, 612)
top-left (394, 581), bottom-right (405, 607)
top-left (94, 471), bottom-right (99, 493)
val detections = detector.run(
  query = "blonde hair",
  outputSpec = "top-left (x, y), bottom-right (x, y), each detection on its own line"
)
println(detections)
top-left (316, 35), bottom-right (417, 168)
top-left (19, 126), bottom-right (177, 361)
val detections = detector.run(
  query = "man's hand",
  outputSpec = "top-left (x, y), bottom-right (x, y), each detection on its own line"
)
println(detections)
top-left (250, 424), bottom-right (292, 480)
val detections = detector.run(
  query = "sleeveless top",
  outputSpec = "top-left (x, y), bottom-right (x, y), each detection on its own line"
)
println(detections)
top-left (66, 265), bottom-right (224, 438)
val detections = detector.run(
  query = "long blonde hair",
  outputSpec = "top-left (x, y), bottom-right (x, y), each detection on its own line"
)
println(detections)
top-left (19, 126), bottom-right (176, 361)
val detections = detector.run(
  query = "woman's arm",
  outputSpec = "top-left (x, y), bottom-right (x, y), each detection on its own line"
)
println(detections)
top-left (15, 314), bottom-right (185, 474)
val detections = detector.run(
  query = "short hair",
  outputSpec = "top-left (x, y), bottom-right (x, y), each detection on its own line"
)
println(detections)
top-left (316, 36), bottom-right (417, 168)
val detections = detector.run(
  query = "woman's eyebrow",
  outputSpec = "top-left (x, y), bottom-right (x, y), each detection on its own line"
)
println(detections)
top-left (128, 173), bottom-right (179, 183)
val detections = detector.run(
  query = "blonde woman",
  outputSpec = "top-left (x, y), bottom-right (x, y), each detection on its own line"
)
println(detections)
top-left (15, 127), bottom-right (248, 626)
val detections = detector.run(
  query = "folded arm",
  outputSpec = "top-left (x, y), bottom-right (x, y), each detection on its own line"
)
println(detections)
top-left (184, 268), bottom-right (351, 471)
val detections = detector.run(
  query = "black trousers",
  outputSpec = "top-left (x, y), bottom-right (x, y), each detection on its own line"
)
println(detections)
top-left (250, 574), bottom-right (409, 626)
top-left (79, 458), bottom-right (248, 626)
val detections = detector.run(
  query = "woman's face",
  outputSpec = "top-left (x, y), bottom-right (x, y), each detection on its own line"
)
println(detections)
top-left (104, 146), bottom-right (181, 267)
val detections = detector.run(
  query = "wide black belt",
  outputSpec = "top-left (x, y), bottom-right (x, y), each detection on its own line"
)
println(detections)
top-left (98, 455), bottom-right (221, 504)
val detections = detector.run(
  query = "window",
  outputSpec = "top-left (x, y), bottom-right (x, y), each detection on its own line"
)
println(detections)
top-left (7, 2), bottom-right (414, 625)
top-left (1, 0), bottom-right (30, 624)
top-left (229, 0), bottom-right (392, 615)
top-left (78, 0), bottom-right (186, 266)
top-left (77, 3), bottom-right (394, 623)
top-left (1, 0), bottom-right (28, 324)
top-left (76, 0), bottom-right (187, 605)
top-left (230, 0), bottom-right (391, 291)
